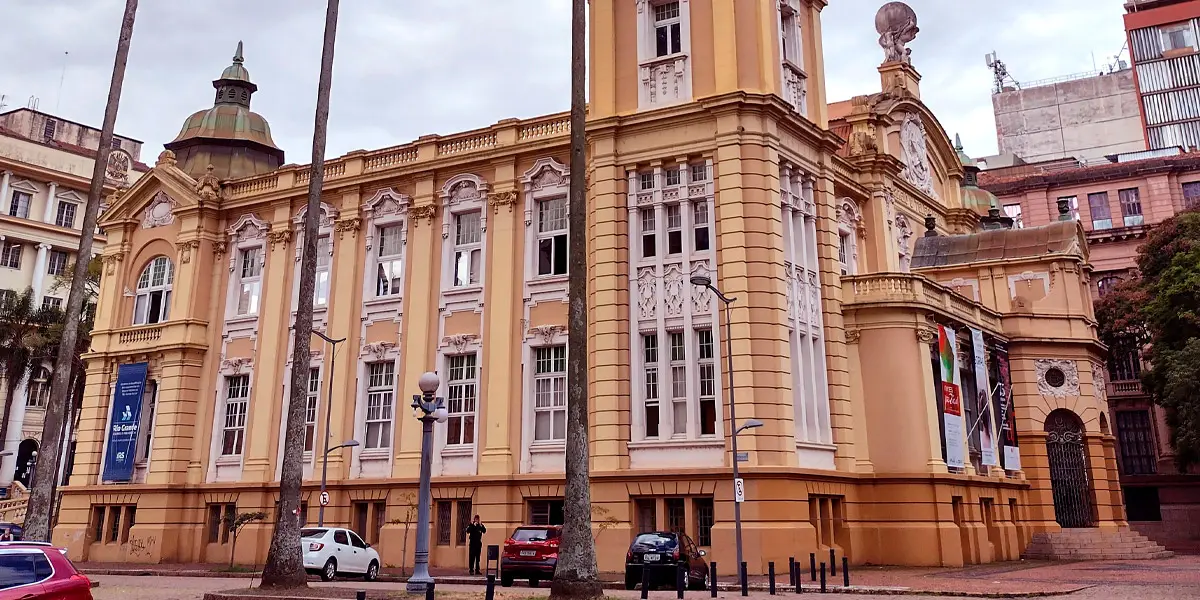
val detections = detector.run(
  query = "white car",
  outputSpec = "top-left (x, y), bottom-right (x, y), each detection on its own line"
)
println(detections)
top-left (300, 527), bottom-right (381, 581)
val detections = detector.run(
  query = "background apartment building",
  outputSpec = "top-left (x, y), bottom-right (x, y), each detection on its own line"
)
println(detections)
top-left (0, 106), bottom-right (146, 491)
top-left (1126, 0), bottom-right (1200, 150)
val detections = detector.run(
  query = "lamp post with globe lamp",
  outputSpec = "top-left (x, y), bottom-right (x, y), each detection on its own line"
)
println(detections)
top-left (407, 372), bottom-right (448, 593)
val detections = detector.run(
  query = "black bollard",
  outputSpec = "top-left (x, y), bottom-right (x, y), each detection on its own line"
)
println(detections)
top-left (486, 574), bottom-right (496, 600)
top-left (819, 563), bottom-right (826, 594)
top-left (809, 553), bottom-right (816, 582)
top-left (788, 557), bottom-right (796, 586)
top-left (710, 562), bottom-right (718, 598)
top-left (426, 581), bottom-right (436, 600)
top-left (356, 592), bottom-right (366, 600)
top-left (829, 549), bottom-right (836, 577)
top-left (769, 561), bottom-right (776, 595)
top-left (842, 557), bottom-right (849, 588)
top-left (740, 561), bottom-right (748, 597)
top-left (795, 566), bottom-right (803, 595)
top-left (677, 562), bottom-right (686, 600)
top-left (642, 565), bottom-right (650, 600)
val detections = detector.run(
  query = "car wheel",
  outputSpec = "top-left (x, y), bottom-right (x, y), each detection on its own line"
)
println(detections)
top-left (321, 558), bottom-right (337, 582)
top-left (364, 561), bottom-right (379, 581)
top-left (690, 569), bottom-right (709, 591)
top-left (530, 577), bottom-right (540, 588)
top-left (501, 573), bottom-right (514, 587)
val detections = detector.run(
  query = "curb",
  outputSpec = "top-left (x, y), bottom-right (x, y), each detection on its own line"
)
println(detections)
top-left (81, 568), bottom-right (1090, 598)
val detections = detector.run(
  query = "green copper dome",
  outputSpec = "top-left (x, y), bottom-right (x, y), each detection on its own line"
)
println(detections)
top-left (220, 41), bottom-right (252, 83)
top-left (954, 133), bottom-right (999, 215)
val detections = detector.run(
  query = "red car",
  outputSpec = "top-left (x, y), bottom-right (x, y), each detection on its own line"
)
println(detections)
top-left (0, 545), bottom-right (92, 600)
top-left (500, 525), bottom-right (561, 588)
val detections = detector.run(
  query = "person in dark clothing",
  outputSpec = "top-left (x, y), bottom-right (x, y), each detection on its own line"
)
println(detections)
top-left (465, 515), bottom-right (486, 575)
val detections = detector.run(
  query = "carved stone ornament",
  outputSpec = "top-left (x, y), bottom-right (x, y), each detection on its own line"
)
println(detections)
top-left (105, 148), bottom-right (132, 185)
top-left (334, 217), bottom-right (363, 240)
top-left (228, 213), bottom-right (270, 243)
top-left (142, 191), bottom-right (178, 229)
top-left (895, 212), bottom-right (914, 272)
top-left (220, 357), bottom-right (254, 374)
top-left (488, 191), bottom-right (519, 214)
top-left (1092, 362), bottom-right (1107, 404)
top-left (294, 202), bottom-right (338, 230)
top-left (875, 2), bottom-right (919, 65)
top-left (156, 149), bottom-right (177, 168)
top-left (362, 189), bottom-right (411, 220)
top-left (194, 164), bottom-right (221, 202)
top-left (916, 325), bottom-right (938, 344)
top-left (442, 334), bottom-right (480, 354)
top-left (528, 324), bottom-right (566, 345)
top-left (525, 159), bottom-right (568, 191)
top-left (361, 341), bottom-right (397, 360)
top-left (899, 113), bottom-right (938, 200)
top-left (409, 204), bottom-right (437, 226)
top-left (213, 241), bottom-right (228, 260)
top-left (102, 252), bottom-right (125, 276)
top-left (637, 268), bottom-right (657, 320)
top-left (1035, 359), bottom-right (1080, 398)
top-left (845, 329), bottom-right (862, 344)
top-left (176, 240), bottom-right (201, 264)
top-left (663, 265), bottom-right (685, 316)
top-left (267, 229), bottom-right (293, 250)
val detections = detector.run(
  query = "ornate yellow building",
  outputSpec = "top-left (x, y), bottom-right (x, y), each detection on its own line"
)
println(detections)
top-left (53, 1), bottom-right (1163, 570)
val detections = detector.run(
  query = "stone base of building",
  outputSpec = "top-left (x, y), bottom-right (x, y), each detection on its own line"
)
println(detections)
top-left (48, 470), bottom-right (1073, 572)
top-left (1021, 528), bottom-right (1173, 560)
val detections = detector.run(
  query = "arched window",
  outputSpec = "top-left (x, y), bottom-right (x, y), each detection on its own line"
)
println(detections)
top-left (27, 367), bottom-right (50, 408)
top-left (134, 256), bottom-right (174, 325)
top-left (1097, 275), bottom-right (1120, 297)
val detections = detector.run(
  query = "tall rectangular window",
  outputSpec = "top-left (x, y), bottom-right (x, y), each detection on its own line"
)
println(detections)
top-left (666, 498), bottom-right (685, 534)
top-left (1088, 192), bottom-right (1112, 230)
top-left (693, 202), bottom-right (710, 252)
top-left (236, 247), bottom-right (264, 316)
top-left (694, 497), bottom-right (714, 546)
top-left (43, 119), bottom-right (57, 140)
top-left (641, 209), bottom-right (657, 259)
top-left (1116, 410), bottom-right (1157, 476)
top-left (1003, 204), bottom-right (1024, 229)
top-left (1058, 196), bottom-right (1080, 221)
top-left (654, 1), bottom-right (683, 57)
top-left (8, 191), bottom-right (30, 219)
top-left (47, 250), bottom-right (68, 276)
top-left (644, 334), bottom-right (660, 438)
top-left (697, 328), bottom-right (717, 436)
top-left (376, 225), bottom-right (404, 296)
top-left (665, 167), bottom-right (681, 187)
top-left (221, 375), bottom-right (250, 456)
top-left (304, 368), bottom-right (320, 453)
top-left (447, 354), bottom-right (478, 445)
top-left (1119, 188), bottom-right (1144, 226)
top-left (453, 211), bottom-right (482, 287)
top-left (314, 236), bottom-right (331, 306)
top-left (669, 332), bottom-right (687, 436)
top-left (780, 4), bottom-right (801, 63)
top-left (55, 201), bottom-right (77, 229)
top-left (537, 197), bottom-right (568, 276)
top-left (365, 362), bottom-right (395, 449)
top-left (455, 500), bottom-right (473, 545)
top-left (533, 345), bottom-right (567, 442)
top-left (838, 233), bottom-right (851, 275)
top-left (436, 501), bottom-right (452, 546)
top-left (1183, 181), bottom-right (1200, 210)
top-left (666, 204), bottom-right (683, 255)
top-left (0, 243), bottom-right (20, 269)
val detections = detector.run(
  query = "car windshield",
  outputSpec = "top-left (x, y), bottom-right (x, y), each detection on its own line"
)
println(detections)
top-left (633, 533), bottom-right (678, 549)
top-left (0, 551), bottom-right (53, 590)
top-left (512, 528), bottom-right (556, 542)
top-left (299, 528), bottom-right (328, 539)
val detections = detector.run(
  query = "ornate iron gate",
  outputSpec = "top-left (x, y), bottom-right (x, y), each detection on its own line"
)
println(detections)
top-left (1045, 411), bottom-right (1096, 528)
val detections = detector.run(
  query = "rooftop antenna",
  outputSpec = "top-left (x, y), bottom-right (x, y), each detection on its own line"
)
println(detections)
top-left (985, 51), bottom-right (1019, 95)
top-left (0, 95), bottom-right (7, 112)
top-left (27, 96), bottom-right (39, 110)
top-left (55, 51), bottom-right (69, 114)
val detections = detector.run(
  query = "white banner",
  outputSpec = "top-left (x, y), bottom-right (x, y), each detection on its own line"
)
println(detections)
top-left (938, 326), bottom-right (966, 469)
top-left (971, 329), bottom-right (998, 467)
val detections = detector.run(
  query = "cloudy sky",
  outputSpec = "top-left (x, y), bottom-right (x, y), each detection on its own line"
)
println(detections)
top-left (1, 0), bottom-right (1128, 164)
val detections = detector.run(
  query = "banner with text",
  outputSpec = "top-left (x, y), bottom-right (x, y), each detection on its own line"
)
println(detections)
top-left (995, 351), bottom-right (1021, 470)
top-left (971, 329), bottom-right (998, 467)
top-left (102, 362), bottom-right (148, 482)
top-left (938, 325), bottom-right (966, 469)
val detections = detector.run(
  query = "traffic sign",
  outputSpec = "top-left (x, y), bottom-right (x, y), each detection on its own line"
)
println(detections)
top-left (734, 477), bottom-right (745, 503)
top-left (319, 491), bottom-right (330, 506)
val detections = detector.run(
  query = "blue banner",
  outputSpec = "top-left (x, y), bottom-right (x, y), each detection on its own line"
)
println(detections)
top-left (102, 362), bottom-right (148, 482)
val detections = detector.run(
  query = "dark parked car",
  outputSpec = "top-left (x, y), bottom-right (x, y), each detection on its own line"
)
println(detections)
top-left (624, 531), bottom-right (708, 590)
top-left (500, 525), bottom-right (561, 588)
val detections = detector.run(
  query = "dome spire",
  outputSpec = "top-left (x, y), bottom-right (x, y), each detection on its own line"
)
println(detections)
top-left (233, 40), bottom-right (244, 64)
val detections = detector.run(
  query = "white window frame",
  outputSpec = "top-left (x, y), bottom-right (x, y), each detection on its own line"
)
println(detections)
top-left (54, 201), bottom-right (77, 229)
top-left (363, 361), bottom-right (396, 450)
top-left (637, 0), bottom-right (694, 109)
top-left (304, 367), bottom-right (320, 454)
top-left (42, 296), bottom-right (62, 310)
top-left (375, 223), bottom-right (406, 297)
top-left (696, 327), bottom-right (717, 436)
top-left (133, 256), bottom-right (174, 326)
top-left (225, 214), bottom-right (270, 321)
top-left (535, 196), bottom-right (569, 277)
top-left (27, 366), bottom-right (50, 408)
top-left (777, 0), bottom-right (808, 115)
top-left (444, 353), bottom-right (479, 447)
top-left (452, 211), bottom-right (483, 288)
top-left (642, 333), bottom-right (662, 439)
top-left (532, 345), bottom-right (568, 443)
top-left (47, 249), bottom-right (68, 276)
top-left (220, 374), bottom-right (250, 457)
top-left (362, 189), bottom-right (411, 301)
top-left (668, 331), bottom-right (688, 437)
top-left (8, 189), bottom-right (32, 219)
top-left (291, 201), bottom-right (339, 316)
top-left (836, 198), bottom-right (861, 276)
top-left (236, 246), bottom-right (265, 316)
top-left (520, 324), bottom-right (570, 473)
top-left (0, 242), bottom-right (21, 269)
top-left (439, 174), bottom-right (489, 304)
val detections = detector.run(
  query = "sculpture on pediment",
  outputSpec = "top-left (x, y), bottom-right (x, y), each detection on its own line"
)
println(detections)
top-left (105, 148), bottom-right (132, 185)
top-left (195, 164), bottom-right (221, 202)
top-left (899, 113), bottom-right (938, 200)
top-left (876, 2), bottom-right (919, 65)
top-left (142, 191), bottom-right (178, 229)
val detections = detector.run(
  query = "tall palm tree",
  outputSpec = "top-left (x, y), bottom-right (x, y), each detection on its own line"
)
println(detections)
top-left (24, 0), bottom-right (139, 542)
top-left (260, 0), bottom-right (341, 588)
top-left (551, 0), bottom-right (602, 598)
top-left (0, 289), bottom-right (61, 465)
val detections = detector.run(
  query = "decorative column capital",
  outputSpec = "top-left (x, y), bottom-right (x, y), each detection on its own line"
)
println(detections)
top-left (36, 243), bottom-right (52, 252)
top-left (915, 325), bottom-right (938, 344)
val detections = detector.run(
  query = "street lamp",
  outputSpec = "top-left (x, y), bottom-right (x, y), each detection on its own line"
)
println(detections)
top-left (314, 330), bottom-right (346, 527)
top-left (690, 274), bottom-right (759, 584)
top-left (407, 371), bottom-right (448, 593)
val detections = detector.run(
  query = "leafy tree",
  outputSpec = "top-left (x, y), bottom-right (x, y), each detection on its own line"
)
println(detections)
top-left (1096, 210), bottom-right (1200, 469)
top-left (0, 289), bottom-right (64, 457)
top-left (225, 511), bottom-right (268, 568)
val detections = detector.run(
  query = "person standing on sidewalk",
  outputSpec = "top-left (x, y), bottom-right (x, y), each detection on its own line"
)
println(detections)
top-left (465, 515), bottom-right (486, 575)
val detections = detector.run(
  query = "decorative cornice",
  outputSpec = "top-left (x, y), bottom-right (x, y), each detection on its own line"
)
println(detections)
top-left (528, 324), bottom-right (567, 345)
top-left (176, 240), bottom-right (201, 264)
top-left (333, 217), bottom-right (363, 240)
top-left (102, 252), bottom-right (125, 276)
top-left (488, 191), bottom-right (519, 214)
top-left (915, 325), bottom-right (937, 344)
top-left (267, 229), bottom-right (293, 250)
top-left (409, 204), bottom-right (437, 226)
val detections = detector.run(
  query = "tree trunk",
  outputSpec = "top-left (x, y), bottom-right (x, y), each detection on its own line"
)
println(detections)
top-left (260, 0), bottom-right (340, 588)
top-left (47, 363), bottom-right (84, 528)
top-left (24, 0), bottom-right (138, 542)
top-left (551, 1), bottom-right (601, 598)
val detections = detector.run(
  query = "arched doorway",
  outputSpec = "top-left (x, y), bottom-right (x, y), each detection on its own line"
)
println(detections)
top-left (14, 439), bottom-right (37, 487)
top-left (1044, 409), bottom-right (1095, 528)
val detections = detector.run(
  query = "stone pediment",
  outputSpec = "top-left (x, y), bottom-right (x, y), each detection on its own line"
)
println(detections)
top-left (99, 161), bottom-right (204, 229)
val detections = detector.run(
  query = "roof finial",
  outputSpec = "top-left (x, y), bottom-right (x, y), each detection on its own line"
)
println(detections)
top-left (233, 41), bottom-right (244, 64)
top-left (954, 133), bottom-right (963, 151)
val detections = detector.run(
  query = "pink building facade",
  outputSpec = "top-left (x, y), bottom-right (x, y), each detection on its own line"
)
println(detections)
top-left (981, 150), bottom-right (1200, 551)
